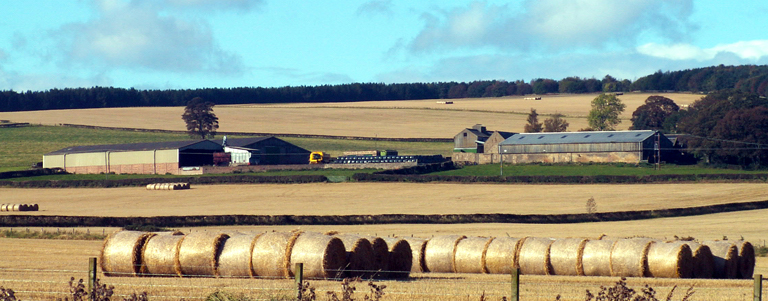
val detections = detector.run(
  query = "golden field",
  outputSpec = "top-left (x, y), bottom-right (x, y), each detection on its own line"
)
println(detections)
top-left (0, 93), bottom-right (703, 138)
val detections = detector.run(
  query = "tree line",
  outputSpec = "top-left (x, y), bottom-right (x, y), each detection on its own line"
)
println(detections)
top-left (3, 64), bottom-right (768, 112)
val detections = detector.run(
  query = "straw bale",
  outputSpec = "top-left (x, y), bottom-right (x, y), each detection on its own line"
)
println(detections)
top-left (11, 204), bottom-right (19, 211)
top-left (484, 237), bottom-right (524, 274)
top-left (290, 232), bottom-right (347, 279)
top-left (404, 238), bottom-right (428, 273)
top-left (218, 232), bottom-right (264, 278)
top-left (367, 237), bottom-right (390, 278)
top-left (647, 241), bottom-right (693, 278)
top-left (517, 237), bottom-right (555, 275)
top-left (0, 204), bottom-right (6, 211)
top-left (681, 242), bottom-right (714, 279)
top-left (178, 231), bottom-right (229, 277)
top-left (424, 235), bottom-right (466, 273)
top-left (702, 241), bottom-right (739, 279)
top-left (141, 232), bottom-right (184, 277)
top-left (733, 241), bottom-right (755, 279)
top-left (251, 231), bottom-right (297, 278)
top-left (610, 238), bottom-right (653, 277)
top-left (454, 236), bottom-right (494, 274)
top-left (146, 184), bottom-right (154, 190)
top-left (549, 238), bottom-right (588, 276)
top-left (334, 235), bottom-right (375, 278)
top-left (101, 230), bottom-right (155, 277)
top-left (30, 204), bottom-right (38, 211)
top-left (581, 239), bottom-right (614, 277)
top-left (382, 237), bottom-right (412, 279)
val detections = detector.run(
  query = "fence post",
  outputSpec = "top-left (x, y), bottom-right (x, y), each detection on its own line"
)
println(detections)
top-left (511, 268), bottom-right (519, 301)
top-left (756, 274), bottom-right (763, 301)
top-left (88, 257), bottom-right (97, 299)
top-left (295, 263), bottom-right (304, 301)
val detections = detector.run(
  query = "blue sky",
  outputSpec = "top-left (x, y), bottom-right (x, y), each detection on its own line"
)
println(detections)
top-left (1, 0), bottom-right (767, 91)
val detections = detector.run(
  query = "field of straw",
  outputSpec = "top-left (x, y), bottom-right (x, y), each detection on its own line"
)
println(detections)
top-left (0, 93), bottom-right (703, 137)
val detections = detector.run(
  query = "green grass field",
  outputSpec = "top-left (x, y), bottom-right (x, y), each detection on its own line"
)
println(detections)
top-left (435, 162), bottom-right (768, 176)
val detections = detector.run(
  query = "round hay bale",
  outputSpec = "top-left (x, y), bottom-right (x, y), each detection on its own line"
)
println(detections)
top-left (581, 239), bottom-right (614, 277)
top-left (733, 241), bottom-right (755, 279)
top-left (382, 237), bottom-right (412, 279)
top-left (703, 241), bottom-right (739, 279)
top-left (141, 232), bottom-right (185, 277)
top-left (20, 204), bottom-right (29, 211)
top-left (367, 237), bottom-right (390, 279)
top-left (11, 204), bottom-right (20, 212)
top-left (484, 237), bottom-right (524, 274)
top-left (31, 204), bottom-right (39, 211)
top-left (178, 231), bottom-right (229, 277)
top-left (252, 231), bottom-right (299, 278)
top-left (517, 237), bottom-right (555, 275)
top-left (549, 238), bottom-right (588, 276)
top-left (101, 230), bottom-right (155, 277)
top-left (454, 236), bottom-right (494, 274)
top-left (610, 238), bottom-right (653, 277)
top-left (682, 242), bottom-right (714, 279)
top-left (647, 241), bottom-right (693, 278)
top-left (404, 238), bottom-right (428, 273)
top-left (218, 232), bottom-right (264, 278)
top-left (289, 232), bottom-right (347, 279)
top-left (424, 235), bottom-right (466, 273)
top-left (0, 204), bottom-right (6, 211)
top-left (334, 235), bottom-right (375, 278)
top-left (146, 184), bottom-right (154, 190)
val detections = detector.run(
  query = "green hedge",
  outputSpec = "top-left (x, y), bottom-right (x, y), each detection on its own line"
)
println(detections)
top-left (0, 168), bottom-right (67, 179)
top-left (350, 173), bottom-right (768, 184)
top-left (2, 199), bottom-right (768, 227)
top-left (0, 174), bottom-right (328, 188)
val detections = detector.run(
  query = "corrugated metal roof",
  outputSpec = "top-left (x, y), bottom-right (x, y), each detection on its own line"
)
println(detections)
top-left (499, 130), bottom-right (657, 145)
top-left (223, 137), bottom-right (272, 147)
top-left (45, 140), bottom-right (221, 155)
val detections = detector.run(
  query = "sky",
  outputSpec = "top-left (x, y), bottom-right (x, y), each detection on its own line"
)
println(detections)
top-left (1, 0), bottom-right (768, 91)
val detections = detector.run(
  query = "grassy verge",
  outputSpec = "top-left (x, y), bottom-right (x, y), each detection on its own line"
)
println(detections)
top-left (433, 163), bottom-right (768, 176)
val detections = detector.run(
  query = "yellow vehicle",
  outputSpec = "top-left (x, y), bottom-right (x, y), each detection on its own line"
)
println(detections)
top-left (309, 151), bottom-right (329, 164)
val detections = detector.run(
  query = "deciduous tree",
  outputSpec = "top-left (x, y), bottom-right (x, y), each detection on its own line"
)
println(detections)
top-left (630, 95), bottom-right (679, 131)
top-left (587, 93), bottom-right (626, 131)
top-left (543, 113), bottom-right (569, 132)
top-left (182, 97), bottom-right (219, 139)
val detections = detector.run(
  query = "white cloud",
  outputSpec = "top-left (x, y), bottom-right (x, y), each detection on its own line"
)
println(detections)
top-left (54, 0), bottom-right (245, 75)
top-left (638, 40), bottom-right (768, 61)
top-left (409, 0), bottom-right (695, 53)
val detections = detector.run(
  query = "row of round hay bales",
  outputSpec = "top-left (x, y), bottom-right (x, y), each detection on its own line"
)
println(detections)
top-left (412, 235), bottom-right (755, 279)
top-left (145, 183), bottom-right (190, 190)
top-left (101, 230), bottom-right (412, 280)
top-left (0, 204), bottom-right (39, 212)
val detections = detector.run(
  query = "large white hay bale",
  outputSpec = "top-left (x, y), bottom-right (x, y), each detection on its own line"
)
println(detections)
top-left (141, 232), bottom-right (185, 277)
top-left (454, 236), bottom-right (494, 274)
top-left (647, 241), bottom-right (693, 278)
top-left (424, 235), bottom-right (466, 273)
top-left (382, 237), bottom-right (412, 279)
top-left (218, 232), bottom-right (264, 278)
top-left (289, 232), bottom-right (347, 279)
top-left (484, 237), bottom-right (524, 274)
top-left (703, 241), bottom-right (740, 279)
top-left (252, 231), bottom-right (301, 278)
top-left (581, 239), bottom-right (614, 277)
top-left (517, 237), bottom-right (555, 275)
top-left (610, 238), bottom-right (653, 277)
top-left (549, 238), bottom-right (588, 276)
top-left (101, 230), bottom-right (155, 277)
top-left (404, 238), bottom-right (428, 273)
top-left (178, 231), bottom-right (229, 277)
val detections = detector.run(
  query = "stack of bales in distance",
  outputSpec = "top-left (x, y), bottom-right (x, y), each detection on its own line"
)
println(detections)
top-left (146, 183), bottom-right (190, 190)
top-left (0, 204), bottom-right (39, 212)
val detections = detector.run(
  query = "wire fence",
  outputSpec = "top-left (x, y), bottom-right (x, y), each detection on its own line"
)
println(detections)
top-left (0, 259), bottom-right (764, 301)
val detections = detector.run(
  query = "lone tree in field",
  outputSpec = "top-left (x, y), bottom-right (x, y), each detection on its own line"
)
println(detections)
top-left (524, 108), bottom-right (543, 132)
top-left (182, 97), bottom-right (219, 139)
top-left (587, 93), bottom-right (626, 131)
top-left (543, 113), bottom-right (569, 132)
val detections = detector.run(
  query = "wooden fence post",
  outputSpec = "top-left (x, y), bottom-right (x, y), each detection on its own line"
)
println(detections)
top-left (88, 257), bottom-right (97, 300)
top-left (755, 274), bottom-right (763, 301)
top-left (295, 263), bottom-right (304, 301)
top-left (511, 268), bottom-right (519, 301)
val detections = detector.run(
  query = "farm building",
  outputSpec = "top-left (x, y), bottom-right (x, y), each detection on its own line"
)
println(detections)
top-left (222, 136), bottom-right (311, 165)
top-left (454, 124), bottom-right (515, 153)
top-left (43, 136), bottom-right (312, 174)
top-left (497, 130), bottom-right (673, 164)
top-left (43, 140), bottom-right (223, 175)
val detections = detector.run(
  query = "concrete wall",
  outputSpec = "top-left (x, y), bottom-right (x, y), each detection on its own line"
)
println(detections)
top-left (452, 151), bottom-right (643, 164)
top-left (43, 149), bottom-right (181, 175)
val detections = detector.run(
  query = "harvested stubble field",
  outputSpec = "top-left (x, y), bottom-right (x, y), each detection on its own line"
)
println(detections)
top-left (1, 182), bottom-right (768, 216)
top-left (0, 93), bottom-right (702, 138)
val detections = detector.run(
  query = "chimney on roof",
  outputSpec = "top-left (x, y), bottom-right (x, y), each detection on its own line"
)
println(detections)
top-left (472, 124), bottom-right (487, 133)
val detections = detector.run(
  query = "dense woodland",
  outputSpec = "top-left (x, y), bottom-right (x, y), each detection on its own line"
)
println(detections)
top-left (3, 64), bottom-right (768, 112)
